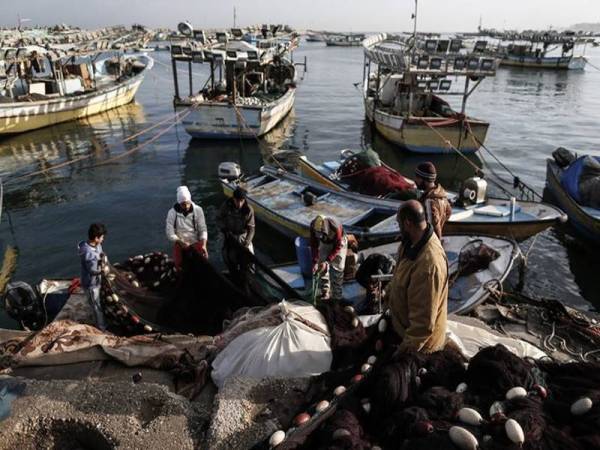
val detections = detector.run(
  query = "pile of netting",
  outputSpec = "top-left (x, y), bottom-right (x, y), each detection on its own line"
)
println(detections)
top-left (99, 246), bottom-right (297, 336)
top-left (255, 319), bottom-right (600, 450)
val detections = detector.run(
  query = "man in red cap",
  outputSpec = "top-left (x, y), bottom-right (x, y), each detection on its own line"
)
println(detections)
top-left (414, 162), bottom-right (452, 238)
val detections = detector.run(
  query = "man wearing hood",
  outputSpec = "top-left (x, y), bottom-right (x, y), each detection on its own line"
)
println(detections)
top-left (78, 223), bottom-right (107, 331)
top-left (165, 186), bottom-right (208, 268)
top-left (415, 162), bottom-right (452, 239)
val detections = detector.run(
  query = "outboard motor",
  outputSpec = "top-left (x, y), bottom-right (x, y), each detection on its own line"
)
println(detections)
top-left (459, 176), bottom-right (488, 207)
top-left (218, 162), bottom-right (242, 181)
top-left (2, 281), bottom-right (44, 330)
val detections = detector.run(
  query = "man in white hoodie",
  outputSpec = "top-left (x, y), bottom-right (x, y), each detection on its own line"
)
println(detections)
top-left (165, 186), bottom-right (208, 268)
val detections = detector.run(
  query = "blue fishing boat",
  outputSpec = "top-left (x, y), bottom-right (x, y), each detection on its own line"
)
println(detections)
top-left (546, 154), bottom-right (600, 244)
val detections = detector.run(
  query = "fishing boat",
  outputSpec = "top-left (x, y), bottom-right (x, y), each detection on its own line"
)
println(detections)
top-left (363, 33), bottom-right (496, 154)
top-left (170, 23), bottom-right (299, 139)
top-left (219, 164), bottom-right (402, 243)
top-left (280, 157), bottom-right (566, 241)
top-left (305, 31), bottom-right (325, 43)
top-left (546, 152), bottom-right (600, 243)
top-left (324, 33), bottom-right (365, 47)
top-left (0, 48), bottom-right (153, 135)
top-left (274, 234), bottom-right (518, 315)
top-left (494, 31), bottom-right (587, 70)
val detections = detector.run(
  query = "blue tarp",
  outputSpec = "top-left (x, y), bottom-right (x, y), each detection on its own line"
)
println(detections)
top-left (561, 156), bottom-right (600, 202)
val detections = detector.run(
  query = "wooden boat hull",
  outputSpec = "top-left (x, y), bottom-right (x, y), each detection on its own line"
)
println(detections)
top-left (221, 174), bottom-right (400, 244)
top-left (177, 88), bottom-right (295, 139)
top-left (546, 159), bottom-right (600, 243)
top-left (365, 98), bottom-right (489, 154)
top-left (295, 157), bottom-right (566, 241)
top-left (0, 73), bottom-right (146, 135)
top-left (274, 234), bottom-right (518, 315)
top-left (500, 54), bottom-right (586, 70)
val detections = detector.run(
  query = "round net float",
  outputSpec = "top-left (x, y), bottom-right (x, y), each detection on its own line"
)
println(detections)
top-left (132, 280), bottom-right (140, 288)
top-left (415, 420), bottom-right (434, 435)
top-left (315, 400), bottom-right (329, 412)
top-left (343, 305), bottom-right (355, 314)
top-left (458, 407), bottom-right (483, 426)
top-left (361, 363), bottom-right (372, 374)
top-left (137, 267), bottom-right (144, 273)
top-left (367, 355), bottom-right (377, 365)
top-left (505, 418), bottom-right (525, 445)
top-left (532, 384), bottom-right (548, 399)
top-left (112, 294), bottom-right (119, 302)
top-left (361, 401), bottom-right (371, 413)
top-left (506, 386), bottom-right (527, 400)
top-left (153, 281), bottom-right (160, 287)
top-left (332, 428), bottom-right (351, 440)
top-left (269, 430), bottom-right (285, 447)
top-left (143, 324), bottom-right (153, 333)
top-left (293, 412), bottom-right (310, 427)
top-left (449, 426), bottom-right (478, 450)
top-left (571, 397), bottom-right (593, 416)
top-left (417, 367), bottom-right (428, 376)
top-left (489, 401), bottom-right (506, 417)
top-left (351, 374), bottom-right (363, 384)
top-left (107, 273), bottom-right (116, 281)
top-left (144, 257), bottom-right (151, 264)
top-left (351, 317), bottom-right (359, 328)
top-left (455, 382), bottom-right (468, 393)
top-left (333, 385), bottom-right (346, 396)
top-left (131, 315), bottom-right (140, 324)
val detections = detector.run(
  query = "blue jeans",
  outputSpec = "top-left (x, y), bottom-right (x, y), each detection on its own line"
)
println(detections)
top-left (86, 286), bottom-right (106, 331)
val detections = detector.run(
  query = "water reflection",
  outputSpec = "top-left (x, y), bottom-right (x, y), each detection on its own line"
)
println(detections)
top-left (0, 104), bottom-right (146, 210)
top-left (181, 111), bottom-right (298, 265)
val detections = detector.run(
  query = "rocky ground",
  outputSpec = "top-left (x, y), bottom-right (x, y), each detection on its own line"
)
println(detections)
top-left (0, 373), bottom-right (310, 450)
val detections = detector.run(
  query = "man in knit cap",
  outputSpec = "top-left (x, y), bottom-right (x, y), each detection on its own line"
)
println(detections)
top-left (165, 185), bottom-right (208, 268)
top-left (414, 162), bottom-right (452, 239)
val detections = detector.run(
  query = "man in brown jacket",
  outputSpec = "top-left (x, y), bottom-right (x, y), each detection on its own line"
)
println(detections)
top-left (385, 200), bottom-right (448, 353)
top-left (415, 162), bottom-right (452, 239)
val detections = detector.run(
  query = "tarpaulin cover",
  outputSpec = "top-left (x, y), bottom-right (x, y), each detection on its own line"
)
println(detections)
top-left (347, 166), bottom-right (415, 197)
top-left (561, 155), bottom-right (600, 204)
top-left (211, 301), bottom-right (332, 388)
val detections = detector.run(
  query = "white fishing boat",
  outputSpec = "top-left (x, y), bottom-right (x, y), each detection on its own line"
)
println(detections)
top-left (363, 32), bottom-right (496, 154)
top-left (325, 33), bottom-right (365, 47)
top-left (492, 30), bottom-right (587, 70)
top-left (0, 48), bottom-right (153, 135)
top-left (171, 23), bottom-right (300, 139)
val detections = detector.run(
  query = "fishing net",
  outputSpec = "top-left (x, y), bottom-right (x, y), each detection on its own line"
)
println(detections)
top-left (99, 245), bottom-right (301, 336)
top-left (254, 330), bottom-right (600, 450)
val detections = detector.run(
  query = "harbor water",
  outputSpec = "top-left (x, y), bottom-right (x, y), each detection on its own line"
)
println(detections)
top-left (0, 42), bottom-right (599, 328)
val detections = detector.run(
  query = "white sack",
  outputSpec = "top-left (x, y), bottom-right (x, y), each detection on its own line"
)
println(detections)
top-left (211, 301), bottom-right (332, 388)
top-left (447, 319), bottom-right (547, 360)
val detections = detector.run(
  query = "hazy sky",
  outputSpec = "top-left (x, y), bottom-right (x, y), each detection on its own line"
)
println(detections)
top-left (1, 0), bottom-right (599, 32)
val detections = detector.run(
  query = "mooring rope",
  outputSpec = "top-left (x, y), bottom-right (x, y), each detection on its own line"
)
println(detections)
top-left (417, 118), bottom-right (527, 200)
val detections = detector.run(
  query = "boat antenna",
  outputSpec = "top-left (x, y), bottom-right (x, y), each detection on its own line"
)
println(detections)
top-left (411, 0), bottom-right (418, 53)
top-left (233, 6), bottom-right (237, 28)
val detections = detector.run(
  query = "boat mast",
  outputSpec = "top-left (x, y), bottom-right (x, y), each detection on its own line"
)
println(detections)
top-left (407, 0), bottom-right (418, 120)
top-left (233, 6), bottom-right (237, 28)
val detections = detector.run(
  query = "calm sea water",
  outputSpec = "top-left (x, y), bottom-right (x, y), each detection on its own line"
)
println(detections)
top-left (0, 42), bottom-right (599, 327)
